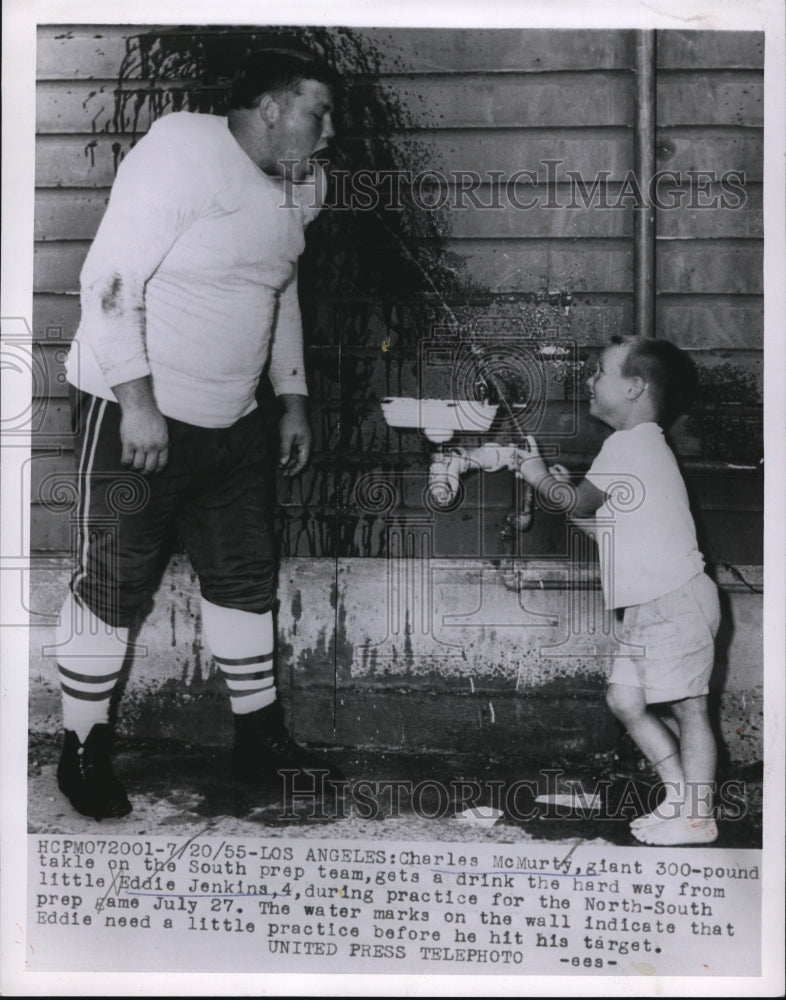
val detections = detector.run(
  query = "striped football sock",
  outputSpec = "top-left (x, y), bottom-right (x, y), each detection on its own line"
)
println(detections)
top-left (200, 599), bottom-right (277, 715)
top-left (55, 592), bottom-right (128, 743)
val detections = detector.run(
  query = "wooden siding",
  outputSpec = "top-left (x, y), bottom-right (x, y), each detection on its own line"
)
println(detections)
top-left (32, 26), bottom-right (763, 561)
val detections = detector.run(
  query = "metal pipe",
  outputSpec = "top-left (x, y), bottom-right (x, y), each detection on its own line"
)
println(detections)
top-left (634, 30), bottom-right (657, 339)
top-left (427, 442), bottom-right (536, 530)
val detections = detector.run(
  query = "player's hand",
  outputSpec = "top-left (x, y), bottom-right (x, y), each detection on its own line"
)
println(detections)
top-left (278, 395), bottom-right (313, 477)
top-left (119, 403), bottom-right (170, 475)
top-left (514, 435), bottom-right (549, 487)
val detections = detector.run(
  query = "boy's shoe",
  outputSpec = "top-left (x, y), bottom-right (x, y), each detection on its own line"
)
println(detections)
top-left (57, 725), bottom-right (133, 820)
top-left (231, 702), bottom-right (345, 787)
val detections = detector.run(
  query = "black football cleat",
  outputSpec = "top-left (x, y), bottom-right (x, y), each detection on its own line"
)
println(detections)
top-left (57, 725), bottom-right (133, 820)
top-left (231, 702), bottom-right (345, 787)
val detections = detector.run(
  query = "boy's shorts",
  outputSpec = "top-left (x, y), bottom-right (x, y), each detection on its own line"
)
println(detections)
top-left (609, 573), bottom-right (721, 704)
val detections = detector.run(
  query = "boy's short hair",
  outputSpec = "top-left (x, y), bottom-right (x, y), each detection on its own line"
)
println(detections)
top-left (610, 335), bottom-right (698, 427)
top-left (228, 48), bottom-right (339, 109)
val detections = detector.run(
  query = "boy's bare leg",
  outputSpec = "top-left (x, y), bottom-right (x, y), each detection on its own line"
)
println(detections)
top-left (634, 695), bottom-right (718, 844)
top-left (671, 695), bottom-right (716, 818)
top-left (605, 683), bottom-right (686, 821)
top-left (633, 695), bottom-right (718, 845)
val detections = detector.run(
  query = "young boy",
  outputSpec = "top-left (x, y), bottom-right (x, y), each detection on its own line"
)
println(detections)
top-left (516, 335), bottom-right (721, 845)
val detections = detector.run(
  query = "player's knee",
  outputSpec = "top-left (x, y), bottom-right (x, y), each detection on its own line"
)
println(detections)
top-left (75, 579), bottom-right (151, 629)
top-left (199, 579), bottom-right (276, 616)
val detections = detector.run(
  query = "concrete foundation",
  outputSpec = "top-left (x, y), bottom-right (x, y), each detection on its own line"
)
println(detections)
top-left (29, 555), bottom-right (763, 765)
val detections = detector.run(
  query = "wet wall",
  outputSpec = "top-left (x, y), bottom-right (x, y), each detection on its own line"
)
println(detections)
top-left (29, 26), bottom-right (764, 761)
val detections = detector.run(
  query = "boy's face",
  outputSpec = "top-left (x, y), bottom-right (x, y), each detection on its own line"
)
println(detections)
top-left (586, 344), bottom-right (636, 428)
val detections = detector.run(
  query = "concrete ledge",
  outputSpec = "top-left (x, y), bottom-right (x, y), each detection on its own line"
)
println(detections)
top-left (29, 555), bottom-right (763, 764)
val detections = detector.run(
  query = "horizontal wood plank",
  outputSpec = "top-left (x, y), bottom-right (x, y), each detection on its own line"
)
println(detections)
top-left (34, 243), bottom-right (88, 293)
top-left (693, 348), bottom-right (763, 397)
top-left (657, 71), bottom-right (763, 127)
top-left (359, 73), bottom-right (635, 127)
top-left (37, 27), bottom-right (139, 81)
top-left (34, 237), bottom-right (639, 295)
top-left (445, 188), bottom-right (633, 239)
top-left (35, 189), bottom-right (110, 240)
top-left (36, 183), bottom-right (637, 242)
top-left (35, 237), bottom-right (763, 298)
top-left (36, 128), bottom-right (762, 189)
top-left (36, 81), bottom-right (225, 134)
top-left (37, 80), bottom-right (122, 134)
top-left (32, 289), bottom-right (763, 358)
top-left (340, 28), bottom-right (637, 74)
top-left (35, 27), bottom-right (764, 83)
top-left (32, 290), bottom-right (635, 344)
top-left (656, 295), bottom-right (763, 349)
top-left (655, 182), bottom-right (761, 238)
top-left (36, 26), bottom-right (637, 80)
top-left (35, 180), bottom-right (762, 244)
top-left (29, 398), bottom-right (74, 450)
top-left (31, 341), bottom-right (72, 398)
top-left (37, 70), bottom-right (764, 135)
top-left (656, 240), bottom-right (762, 294)
top-left (37, 73), bottom-right (637, 133)
top-left (655, 295), bottom-right (764, 351)
top-left (35, 134), bottom-right (130, 187)
top-left (655, 128), bottom-right (762, 180)
top-left (33, 294), bottom-right (80, 342)
top-left (656, 30), bottom-right (764, 70)
top-left (29, 451), bottom-right (77, 498)
top-left (35, 129), bottom-right (636, 187)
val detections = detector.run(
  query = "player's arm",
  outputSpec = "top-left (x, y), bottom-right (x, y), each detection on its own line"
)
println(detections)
top-left (79, 122), bottom-right (204, 473)
top-left (268, 267), bottom-right (312, 476)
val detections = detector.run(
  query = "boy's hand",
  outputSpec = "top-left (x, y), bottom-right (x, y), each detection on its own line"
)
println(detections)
top-left (549, 463), bottom-right (571, 484)
top-left (515, 435), bottom-right (550, 487)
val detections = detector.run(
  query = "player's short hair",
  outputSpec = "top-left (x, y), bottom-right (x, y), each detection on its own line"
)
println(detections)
top-left (228, 48), bottom-right (339, 109)
top-left (610, 335), bottom-right (699, 427)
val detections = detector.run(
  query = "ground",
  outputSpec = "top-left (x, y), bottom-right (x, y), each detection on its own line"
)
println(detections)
top-left (28, 734), bottom-right (762, 847)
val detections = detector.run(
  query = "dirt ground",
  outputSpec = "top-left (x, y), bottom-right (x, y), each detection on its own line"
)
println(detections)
top-left (28, 734), bottom-right (762, 847)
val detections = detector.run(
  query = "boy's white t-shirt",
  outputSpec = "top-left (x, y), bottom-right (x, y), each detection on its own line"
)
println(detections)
top-left (66, 112), bottom-right (324, 428)
top-left (585, 421), bottom-right (705, 610)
